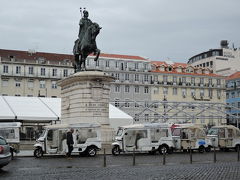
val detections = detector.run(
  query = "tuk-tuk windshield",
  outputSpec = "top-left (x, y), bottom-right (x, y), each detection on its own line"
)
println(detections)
top-left (208, 128), bottom-right (218, 135)
top-left (39, 129), bottom-right (46, 138)
top-left (172, 128), bottom-right (181, 136)
top-left (0, 128), bottom-right (15, 139)
top-left (116, 128), bottom-right (123, 136)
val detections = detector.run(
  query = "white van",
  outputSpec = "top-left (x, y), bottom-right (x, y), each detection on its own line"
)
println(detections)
top-left (0, 122), bottom-right (21, 158)
top-left (206, 125), bottom-right (240, 151)
top-left (112, 123), bottom-right (174, 155)
top-left (33, 123), bottom-right (101, 158)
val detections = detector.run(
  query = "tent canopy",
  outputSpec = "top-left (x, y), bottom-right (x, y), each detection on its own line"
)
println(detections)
top-left (0, 96), bottom-right (133, 126)
top-left (0, 96), bottom-right (60, 122)
top-left (109, 104), bottom-right (132, 119)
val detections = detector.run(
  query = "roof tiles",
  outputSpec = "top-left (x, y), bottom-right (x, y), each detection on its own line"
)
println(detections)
top-left (151, 61), bottom-right (222, 77)
top-left (0, 49), bottom-right (146, 61)
top-left (226, 71), bottom-right (240, 80)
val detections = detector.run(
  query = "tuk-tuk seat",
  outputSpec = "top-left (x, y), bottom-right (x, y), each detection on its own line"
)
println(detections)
top-left (50, 145), bottom-right (58, 149)
top-left (137, 138), bottom-right (150, 147)
top-left (78, 140), bottom-right (86, 144)
top-left (126, 145), bottom-right (135, 147)
top-left (86, 137), bottom-right (98, 142)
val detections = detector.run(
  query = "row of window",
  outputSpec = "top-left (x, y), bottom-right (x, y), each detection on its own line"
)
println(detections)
top-left (2, 79), bottom-right (58, 89)
top-left (190, 50), bottom-right (220, 63)
top-left (86, 59), bottom-right (149, 70)
top-left (113, 85), bottom-right (221, 98)
top-left (114, 85), bottom-right (149, 93)
top-left (112, 73), bottom-right (222, 85)
top-left (227, 102), bottom-right (240, 109)
top-left (154, 87), bottom-right (216, 97)
top-left (113, 73), bottom-right (149, 81)
top-left (3, 65), bottom-right (69, 77)
top-left (2, 94), bottom-right (57, 98)
top-left (226, 80), bottom-right (240, 88)
top-left (161, 76), bottom-right (219, 84)
top-left (226, 91), bottom-right (240, 99)
top-left (193, 61), bottom-right (213, 68)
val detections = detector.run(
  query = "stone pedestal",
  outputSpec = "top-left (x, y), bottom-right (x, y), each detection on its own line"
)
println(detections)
top-left (58, 70), bottom-right (115, 143)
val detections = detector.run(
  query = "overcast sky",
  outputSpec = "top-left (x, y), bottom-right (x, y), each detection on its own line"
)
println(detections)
top-left (0, 0), bottom-right (240, 62)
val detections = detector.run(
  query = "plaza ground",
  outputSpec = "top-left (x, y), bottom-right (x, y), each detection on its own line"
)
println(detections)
top-left (1, 151), bottom-right (240, 180)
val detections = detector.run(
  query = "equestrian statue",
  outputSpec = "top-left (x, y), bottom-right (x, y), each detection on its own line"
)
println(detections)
top-left (73, 9), bottom-right (101, 71)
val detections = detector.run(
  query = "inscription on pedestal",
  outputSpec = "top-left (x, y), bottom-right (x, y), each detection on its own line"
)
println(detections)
top-left (84, 102), bottom-right (108, 116)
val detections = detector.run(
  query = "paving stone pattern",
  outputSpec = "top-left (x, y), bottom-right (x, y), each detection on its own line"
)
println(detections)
top-left (1, 152), bottom-right (240, 180)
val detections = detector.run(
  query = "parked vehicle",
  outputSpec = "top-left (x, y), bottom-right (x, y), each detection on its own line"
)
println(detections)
top-left (206, 125), bottom-right (240, 151)
top-left (172, 124), bottom-right (207, 153)
top-left (0, 122), bottom-right (21, 158)
top-left (0, 136), bottom-right (11, 169)
top-left (33, 123), bottom-right (101, 158)
top-left (112, 123), bottom-right (174, 155)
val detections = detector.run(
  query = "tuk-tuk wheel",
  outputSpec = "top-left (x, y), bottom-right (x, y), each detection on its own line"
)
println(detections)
top-left (34, 148), bottom-right (43, 158)
top-left (205, 146), bottom-right (211, 152)
top-left (87, 147), bottom-right (97, 157)
top-left (235, 145), bottom-right (240, 152)
top-left (112, 146), bottom-right (120, 156)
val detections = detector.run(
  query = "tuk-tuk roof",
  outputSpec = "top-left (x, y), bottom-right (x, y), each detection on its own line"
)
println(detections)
top-left (119, 123), bottom-right (172, 129)
top-left (44, 123), bottom-right (101, 129)
top-left (173, 124), bottom-right (203, 130)
top-left (211, 125), bottom-right (239, 131)
top-left (0, 122), bottom-right (22, 128)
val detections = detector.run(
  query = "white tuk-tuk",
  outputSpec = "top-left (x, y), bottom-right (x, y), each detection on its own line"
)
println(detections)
top-left (111, 123), bottom-right (174, 155)
top-left (206, 125), bottom-right (240, 151)
top-left (172, 124), bottom-right (208, 153)
top-left (0, 122), bottom-right (21, 158)
top-left (33, 123), bottom-right (101, 158)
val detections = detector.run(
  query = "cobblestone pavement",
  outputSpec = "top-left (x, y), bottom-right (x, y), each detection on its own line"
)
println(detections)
top-left (1, 152), bottom-right (240, 180)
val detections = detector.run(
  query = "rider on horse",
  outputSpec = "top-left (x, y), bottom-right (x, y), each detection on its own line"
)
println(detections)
top-left (78, 10), bottom-right (92, 49)
top-left (73, 10), bottom-right (101, 72)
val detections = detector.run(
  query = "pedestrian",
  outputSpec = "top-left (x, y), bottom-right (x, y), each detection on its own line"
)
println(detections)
top-left (66, 128), bottom-right (74, 159)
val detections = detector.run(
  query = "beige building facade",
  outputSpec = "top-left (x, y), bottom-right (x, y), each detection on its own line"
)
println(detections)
top-left (0, 49), bottom-right (74, 97)
top-left (150, 61), bottom-right (226, 126)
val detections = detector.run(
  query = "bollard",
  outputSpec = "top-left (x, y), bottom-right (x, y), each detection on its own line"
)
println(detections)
top-left (238, 146), bottom-right (240, 162)
top-left (133, 148), bottom-right (136, 166)
top-left (189, 147), bottom-right (192, 164)
top-left (103, 148), bottom-right (106, 167)
top-left (213, 146), bottom-right (216, 163)
top-left (163, 150), bottom-right (166, 165)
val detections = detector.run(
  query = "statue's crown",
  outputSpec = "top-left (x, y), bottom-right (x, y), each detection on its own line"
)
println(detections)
top-left (83, 10), bottom-right (88, 14)
top-left (80, 7), bottom-right (88, 16)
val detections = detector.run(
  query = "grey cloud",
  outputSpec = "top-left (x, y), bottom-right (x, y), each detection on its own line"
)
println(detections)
top-left (0, 0), bottom-right (240, 61)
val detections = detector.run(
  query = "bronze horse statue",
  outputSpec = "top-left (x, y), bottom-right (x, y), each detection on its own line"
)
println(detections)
top-left (73, 22), bottom-right (101, 71)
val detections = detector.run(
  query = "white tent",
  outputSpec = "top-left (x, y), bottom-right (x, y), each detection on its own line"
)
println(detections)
top-left (0, 96), bottom-right (133, 128)
top-left (0, 96), bottom-right (60, 122)
top-left (0, 96), bottom-right (15, 120)
top-left (109, 104), bottom-right (133, 131)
